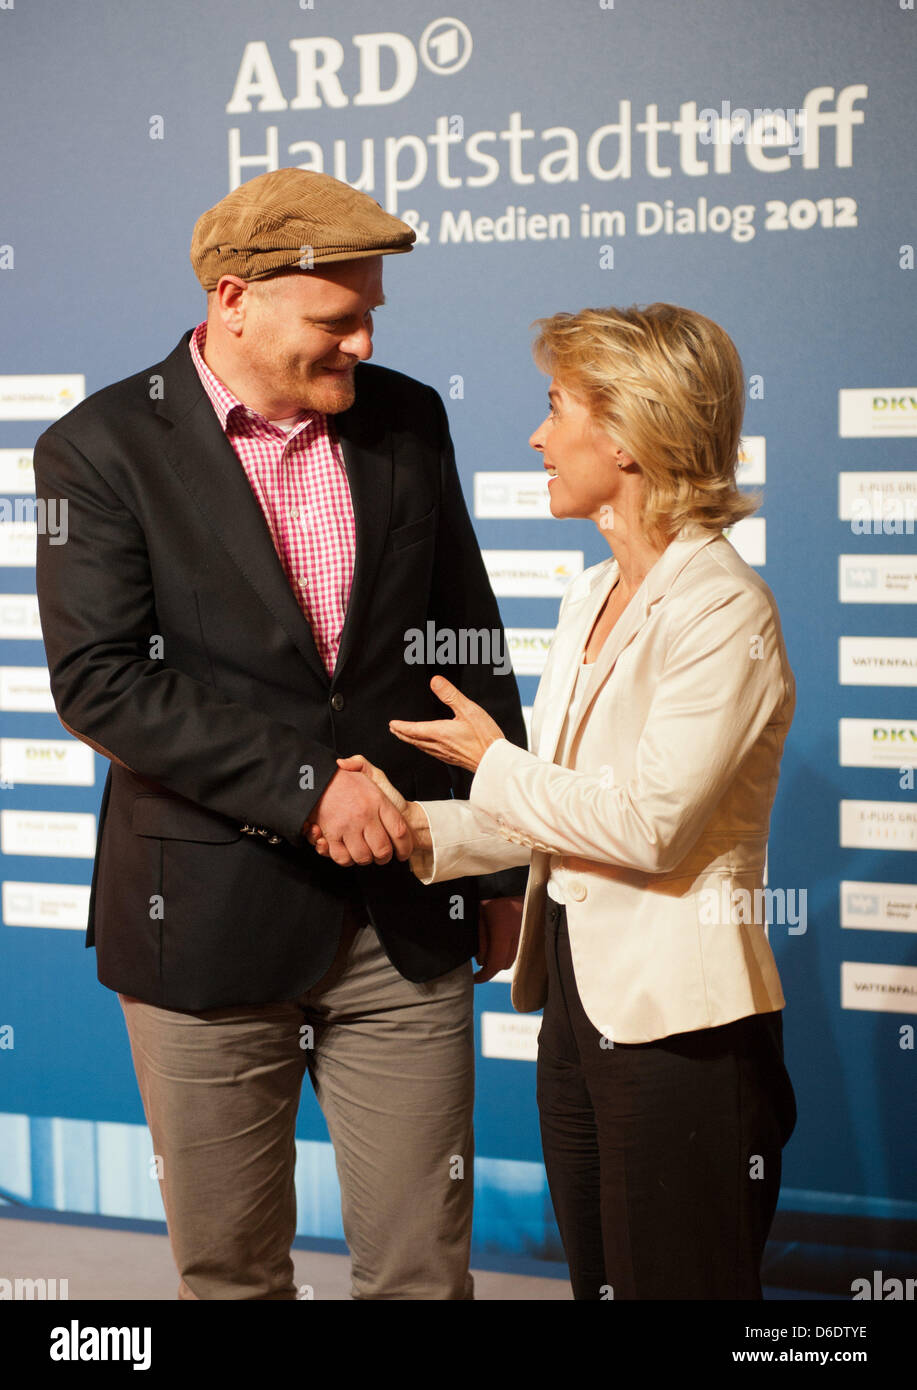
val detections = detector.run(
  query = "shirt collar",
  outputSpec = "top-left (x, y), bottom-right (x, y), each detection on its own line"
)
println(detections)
top-left (189, 321), bottom-right (320, 438)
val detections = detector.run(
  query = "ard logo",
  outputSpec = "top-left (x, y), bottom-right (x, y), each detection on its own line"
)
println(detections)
top-left (227, 19), bottom-right (473, 112)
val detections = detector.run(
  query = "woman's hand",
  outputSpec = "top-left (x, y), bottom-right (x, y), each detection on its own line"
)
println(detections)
top-left (388, 675), bottom-right (505, 773)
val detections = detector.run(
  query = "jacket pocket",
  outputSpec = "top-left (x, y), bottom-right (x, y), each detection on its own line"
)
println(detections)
top-left (131, 795), bottom-right (242, 843)
top-left (387, 507), bottom-right (437, 552)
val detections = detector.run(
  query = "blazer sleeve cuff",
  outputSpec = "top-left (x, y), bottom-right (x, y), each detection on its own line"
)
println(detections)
top-left (470, 737), bottom-right (539, 818)
top-left (408, 791), bottom-right (531, 884)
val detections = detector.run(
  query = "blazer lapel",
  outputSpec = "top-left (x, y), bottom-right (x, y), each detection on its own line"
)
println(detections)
top-left (563, 523), bottom-right (722, 755)
top-left (330, 387), bottom-right (394, 685)
top-left (535, 561), bottom-right (618, 761)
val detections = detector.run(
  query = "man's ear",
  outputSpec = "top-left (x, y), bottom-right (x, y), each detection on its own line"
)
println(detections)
top-left (212, 275), bottom-right (252, 335)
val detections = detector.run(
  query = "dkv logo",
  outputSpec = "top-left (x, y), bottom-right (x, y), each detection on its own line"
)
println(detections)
top-left (227, 18), bottom-right (473, 112)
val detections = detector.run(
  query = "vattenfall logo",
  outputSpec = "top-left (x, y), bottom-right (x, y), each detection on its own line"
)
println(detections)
top-left (227, 18), bottom-right (473, 112)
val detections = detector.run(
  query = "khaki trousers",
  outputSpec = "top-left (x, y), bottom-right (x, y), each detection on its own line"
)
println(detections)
top-left (119, 903), bottom-right (475, 1300)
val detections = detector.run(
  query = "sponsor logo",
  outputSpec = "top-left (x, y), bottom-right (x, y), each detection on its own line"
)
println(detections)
top-left (480, 1011), bottom-right (539, 1061)
top-left (839, 556), bottom-right (917, 603)
top-left (839, 389), bottom-right (917, 438)
top-left (736, 436), bottom-right (766, 486)
top-left (482, 550), bottom-right (583, 597)
top-left (0, 449), bottom-right (35, 493)
top-left (473, 472), bottom-right (552, 519)
top-left (2, 882), bottom-right (91, 930)
top-left (504, 629), bottom-right (556, 677)
top-left (0, 810), bottom-right (97, 859)
top-left (0, 595), bottom-right (41, 640)
top-left (0, 739), bottom-right (95, 787)
top-left (839, 719), bottom-right (917, 769)
top-left (839, 472), bottom-right (917, 527)
top-left (841, 961), bottom-right (917, 1013)
top-left (839, 638), bottom-right (917, 687)
top-left (840, 800), bottom-right (917, 851)
top-left (0, 375), bottom-right (84, 422)
top-left (840, 881), bottom-right (917, 933)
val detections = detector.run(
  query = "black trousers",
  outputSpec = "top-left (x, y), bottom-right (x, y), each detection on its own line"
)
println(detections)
top-left (536, 899), bottom-right (797, 1300)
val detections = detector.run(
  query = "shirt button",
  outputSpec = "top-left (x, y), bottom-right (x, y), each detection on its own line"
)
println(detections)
top-left (331, 692), bottom-right (345, 711)
top-left (290, 508), bottom-right (299, 521)
top-left (298, 578), bottom-right (308, 592)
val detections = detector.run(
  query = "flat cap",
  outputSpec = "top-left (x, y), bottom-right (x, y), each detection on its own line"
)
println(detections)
top-left (190, 167), bottom-right (415, 290)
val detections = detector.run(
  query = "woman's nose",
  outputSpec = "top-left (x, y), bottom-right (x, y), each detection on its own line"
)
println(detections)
top-left (529, 417), bottom-right (549, 450)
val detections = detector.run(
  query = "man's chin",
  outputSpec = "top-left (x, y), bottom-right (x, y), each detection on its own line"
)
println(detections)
top-left (307, 371), bottom-right (356, 414)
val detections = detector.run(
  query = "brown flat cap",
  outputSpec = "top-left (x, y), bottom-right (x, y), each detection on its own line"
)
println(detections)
top-left (190, 168), bottom-right (415, 290)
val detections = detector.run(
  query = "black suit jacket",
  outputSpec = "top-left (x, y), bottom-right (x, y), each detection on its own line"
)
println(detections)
top-left (32, 332), bottom-right (529, 1010)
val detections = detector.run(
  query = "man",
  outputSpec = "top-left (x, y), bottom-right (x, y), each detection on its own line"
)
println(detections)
top-left (32, 168), bottom-right (528, 1300)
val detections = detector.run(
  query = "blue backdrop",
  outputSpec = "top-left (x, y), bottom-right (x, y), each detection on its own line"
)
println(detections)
top-left (1, 0), bottom-right (915, 1268)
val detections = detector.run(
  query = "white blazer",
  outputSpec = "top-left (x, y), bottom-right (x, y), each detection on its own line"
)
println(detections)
top-left (410, 522), bottom-right (796, 1044)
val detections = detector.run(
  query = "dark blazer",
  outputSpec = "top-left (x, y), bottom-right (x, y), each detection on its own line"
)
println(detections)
top-left (32, 332), bottom-right (529, 1010)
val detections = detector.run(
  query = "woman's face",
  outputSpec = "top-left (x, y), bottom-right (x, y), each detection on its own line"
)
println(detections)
top-left (529, 377), bottom-right (633, 528)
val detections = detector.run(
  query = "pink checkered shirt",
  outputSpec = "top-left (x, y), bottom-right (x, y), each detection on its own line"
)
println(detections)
top-left (189, 321), bottom-right (355, 677)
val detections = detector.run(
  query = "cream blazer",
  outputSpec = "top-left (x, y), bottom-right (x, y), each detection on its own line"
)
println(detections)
top-left (410, 522), bottom-right (796, 1044)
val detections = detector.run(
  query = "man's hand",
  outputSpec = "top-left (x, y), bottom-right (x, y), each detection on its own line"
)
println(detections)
top-left (332, 754), bottom-right (434, 852)
top-left (474, 895), bottom-right (524, 983)
top-left (303, 766), bottom-right (413, 867)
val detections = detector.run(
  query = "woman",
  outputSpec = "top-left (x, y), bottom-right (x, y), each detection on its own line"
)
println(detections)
top-left (311, 302), bottom-right (797, 1300)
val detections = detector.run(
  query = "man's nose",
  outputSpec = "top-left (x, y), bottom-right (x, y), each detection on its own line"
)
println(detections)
top-left (338, 323), bottom-right (374, 360)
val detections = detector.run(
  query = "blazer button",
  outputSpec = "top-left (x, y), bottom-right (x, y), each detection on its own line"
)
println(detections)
top-left (331, 692), bottom-right (345, 711)
top-left (566, 879), bottom-right (587, 901)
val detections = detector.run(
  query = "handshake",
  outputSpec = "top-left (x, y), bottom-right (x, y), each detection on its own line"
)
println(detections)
top-left (303, 754), bottom-right (431, 867)
top-left (303, 676), bottom-right (507, 868)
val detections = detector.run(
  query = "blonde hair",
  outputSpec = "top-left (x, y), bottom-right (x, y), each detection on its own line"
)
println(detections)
top-left (531, 303), bottom-right (759, 541)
